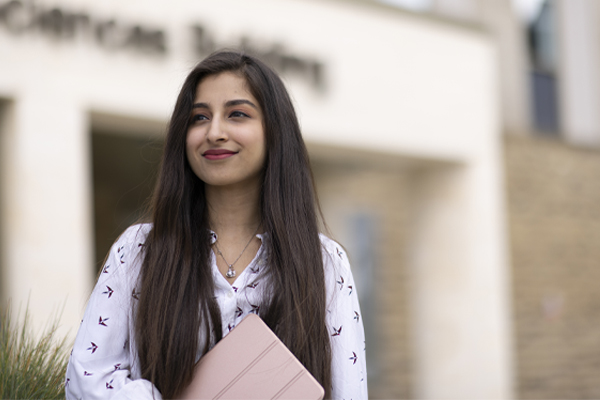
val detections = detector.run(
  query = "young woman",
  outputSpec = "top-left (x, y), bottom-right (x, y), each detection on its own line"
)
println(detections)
top-left (65, 51), bottom-right (367, 400)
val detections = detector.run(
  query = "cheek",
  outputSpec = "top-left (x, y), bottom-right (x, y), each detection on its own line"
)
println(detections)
top-left (186, 130), bottom-right (200, 153)
top-left (260, 140), bottom-right (267, 163)
top-left (255, 134), bottom-right (267, 167)
top-left (185, 132), bottom-right (201, 167)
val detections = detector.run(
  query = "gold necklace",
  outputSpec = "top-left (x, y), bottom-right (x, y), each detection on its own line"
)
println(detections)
top-left (213, 226), bottom-right (260, 279)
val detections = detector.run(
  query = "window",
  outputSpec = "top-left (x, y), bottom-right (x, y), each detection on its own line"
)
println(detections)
top-left (527, 0), bottom-right (560, 133)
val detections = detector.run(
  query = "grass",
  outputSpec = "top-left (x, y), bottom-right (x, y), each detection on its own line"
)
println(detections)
top-left (0, 305), bottom-right (70, 399)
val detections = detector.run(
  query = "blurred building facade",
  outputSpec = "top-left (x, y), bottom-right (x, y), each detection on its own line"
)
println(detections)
top-left (424, 0), bottom-right (600, 398)
top-left (0, 0), bottom-right (597, 399)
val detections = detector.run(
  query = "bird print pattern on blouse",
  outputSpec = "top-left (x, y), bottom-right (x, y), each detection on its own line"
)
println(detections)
top-left (65, 224), bottom-right (368, 400)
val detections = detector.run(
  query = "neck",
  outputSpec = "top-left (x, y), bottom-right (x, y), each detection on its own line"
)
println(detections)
top-left (205, 182), bottom-right (261, 237)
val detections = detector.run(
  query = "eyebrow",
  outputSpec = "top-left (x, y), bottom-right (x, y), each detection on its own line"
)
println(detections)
top-left (191, 99), bottom-right (258, 110)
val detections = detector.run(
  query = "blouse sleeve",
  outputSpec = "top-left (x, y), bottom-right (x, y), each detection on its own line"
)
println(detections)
top-left (65, 225), bottom-right (161, 400)
top-left (322, 237), bottom-right (369, 400)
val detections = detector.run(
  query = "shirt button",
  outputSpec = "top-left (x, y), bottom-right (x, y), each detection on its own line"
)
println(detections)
top-left (227, 290), bottom-right (234, 299)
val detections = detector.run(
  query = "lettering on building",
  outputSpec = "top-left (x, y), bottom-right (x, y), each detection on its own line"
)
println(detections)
top-left (0, 0), bottom-right (167, 54)
top-left (0, 0), bottom-right (326, 90)
top-left (192, 25), bottom-right (324, 90)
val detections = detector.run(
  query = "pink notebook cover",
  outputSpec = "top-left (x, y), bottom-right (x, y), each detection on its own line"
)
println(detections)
top-left (179, 313), bottom-right (325, 400)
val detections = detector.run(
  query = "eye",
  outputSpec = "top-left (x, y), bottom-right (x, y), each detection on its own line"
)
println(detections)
top-left (229, 110), bottom-right (249, 118)
top-left (190, 113), bottom-right (208, 123)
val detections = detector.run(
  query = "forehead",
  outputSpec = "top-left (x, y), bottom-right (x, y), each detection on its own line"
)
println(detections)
top-left (194, 72), bottom-right (256, 103)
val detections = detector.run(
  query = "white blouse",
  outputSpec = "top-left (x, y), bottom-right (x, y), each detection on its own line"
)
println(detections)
top-left (65, 224), bottom-right (368, 400)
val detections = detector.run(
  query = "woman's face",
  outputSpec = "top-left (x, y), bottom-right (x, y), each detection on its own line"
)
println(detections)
top-left (186, 72), bottom-right (266, 191)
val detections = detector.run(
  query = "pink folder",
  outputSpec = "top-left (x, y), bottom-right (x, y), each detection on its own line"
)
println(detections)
top-left (179, 313), bottom-right (325, 400)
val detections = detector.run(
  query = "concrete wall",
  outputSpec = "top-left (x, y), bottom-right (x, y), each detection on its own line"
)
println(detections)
top-left (556, 0), bottom-right (600, 146)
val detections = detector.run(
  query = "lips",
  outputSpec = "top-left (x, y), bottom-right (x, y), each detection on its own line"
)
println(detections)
top-left (202, 149), bottom-right (238, 160)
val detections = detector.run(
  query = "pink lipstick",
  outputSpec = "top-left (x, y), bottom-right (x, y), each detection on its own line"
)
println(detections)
top-left (203, 149), bottom-right (238, 160)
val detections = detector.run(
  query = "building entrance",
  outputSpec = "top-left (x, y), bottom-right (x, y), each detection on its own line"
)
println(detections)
top-left (91, 129), bottom-right (163, 271)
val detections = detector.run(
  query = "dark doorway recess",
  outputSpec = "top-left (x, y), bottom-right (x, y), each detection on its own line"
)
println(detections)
top-left (91, 131), bottom-right (162, 272)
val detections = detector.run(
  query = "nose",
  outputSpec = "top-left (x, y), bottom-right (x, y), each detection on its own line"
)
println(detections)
top-left (206, 116), bottom-right (228, 142)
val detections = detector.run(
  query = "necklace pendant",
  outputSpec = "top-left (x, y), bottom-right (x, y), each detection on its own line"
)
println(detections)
top-left (213, 225), bottom-right (259, 280)
top-left (226, 267), bottom-right (236, 279)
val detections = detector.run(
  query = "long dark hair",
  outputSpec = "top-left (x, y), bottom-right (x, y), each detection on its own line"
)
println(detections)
top-left (135, 51), bottom-right (332, 398)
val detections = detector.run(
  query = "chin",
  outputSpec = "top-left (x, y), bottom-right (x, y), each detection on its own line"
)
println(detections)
top-left (203, 175), bottom-right (262, 190)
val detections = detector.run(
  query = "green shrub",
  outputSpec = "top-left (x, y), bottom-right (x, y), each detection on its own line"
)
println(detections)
top-left (0, 305), bottom-right (70, 399)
